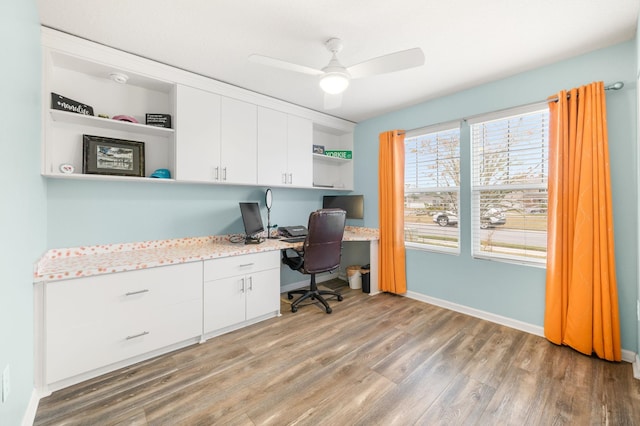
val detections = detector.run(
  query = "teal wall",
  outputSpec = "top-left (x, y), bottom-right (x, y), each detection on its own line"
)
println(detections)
top-left (46, 181), bottom-right (352, 247)
top-left (0, 1), bottom-right (45, 424)
top-left (354, 41), bottom-right (639, 353)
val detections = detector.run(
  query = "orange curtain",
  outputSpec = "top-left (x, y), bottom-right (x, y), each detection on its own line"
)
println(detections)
top-left (544, 81), bottom-right (621, 361)
top-left (378, 130), bottom-right (407, 294)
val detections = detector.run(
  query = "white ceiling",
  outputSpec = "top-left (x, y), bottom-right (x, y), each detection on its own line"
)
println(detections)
top-left (37, 0), bottom-right (639, 123)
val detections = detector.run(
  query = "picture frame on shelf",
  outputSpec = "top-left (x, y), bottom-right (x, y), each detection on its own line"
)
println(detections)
top-left (83, 135), bottom-right (145, 177)
top-left (313, 144), bottom-right (325, 154)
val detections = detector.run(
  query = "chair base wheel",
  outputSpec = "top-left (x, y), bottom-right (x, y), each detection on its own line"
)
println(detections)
top-left (326, 307), bottom-right (332, 314)
top-left (291, 306), bottom-right (298, 313)
top-left (337, 295), bottom-right (343, 301)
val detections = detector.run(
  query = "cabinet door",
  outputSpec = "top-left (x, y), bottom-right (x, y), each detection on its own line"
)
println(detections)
top-left (175, 85), bottom-right (222, 182)
top-left (203, 275), bottom-right (247, 333)
top-left (246, 268), bottom-right (281, 320)
top-left (220, 97), bottom-right (257, 184)
top-left (287, 115), bottom-right (313, 187)
top-left (257, 107), bottom-right (288, 186)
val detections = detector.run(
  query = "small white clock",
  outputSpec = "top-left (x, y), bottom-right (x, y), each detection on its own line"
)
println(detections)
top-left (59, 164), bottom-right (74, 174)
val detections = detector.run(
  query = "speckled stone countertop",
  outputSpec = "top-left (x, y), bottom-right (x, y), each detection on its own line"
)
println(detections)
top-left (34, 226), bottom-right (379, 283)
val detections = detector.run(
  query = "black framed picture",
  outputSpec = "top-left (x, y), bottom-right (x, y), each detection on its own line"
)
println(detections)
top-left (82, 135), bottom-right (145, 177)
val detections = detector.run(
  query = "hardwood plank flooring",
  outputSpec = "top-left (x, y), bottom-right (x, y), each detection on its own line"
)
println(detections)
top-left (34, 280), bottom-right (640, 425)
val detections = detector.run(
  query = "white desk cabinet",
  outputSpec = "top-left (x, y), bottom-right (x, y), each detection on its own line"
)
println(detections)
top-left (42, 262), bottom-right (202, 388)
top-left (203, 251), bottom-right (280, 336)
top-left (257, 107), bottom-right (312, 187)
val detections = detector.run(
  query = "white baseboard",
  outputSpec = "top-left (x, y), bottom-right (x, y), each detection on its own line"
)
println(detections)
top-left (404, 290), bottom-right (638, 366)
top-left (22, 388), bottom-right (40, 426)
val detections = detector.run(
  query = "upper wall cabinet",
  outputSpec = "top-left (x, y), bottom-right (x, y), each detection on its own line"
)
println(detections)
top-left (40, 28), bottom-right (355, 189)
top-left (257, 107), bottom-right (312, 188)
top-left (175, 87), bottom-right (258, 185)
top-left (220, 97), bottom-right (258, 185)
top-left (42, 45), bottom-right (176, 182)
top-left (174, 85), bottom-right (221, 183)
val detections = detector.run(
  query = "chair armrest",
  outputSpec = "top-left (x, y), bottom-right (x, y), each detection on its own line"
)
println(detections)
top-left (282, 248), bottom-right (304, 270)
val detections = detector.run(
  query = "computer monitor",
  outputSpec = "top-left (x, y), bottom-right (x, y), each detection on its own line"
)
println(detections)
top-left (322, 195), bottom-right (364, 219)
top-left (239, 202), bottom-right (265, 243)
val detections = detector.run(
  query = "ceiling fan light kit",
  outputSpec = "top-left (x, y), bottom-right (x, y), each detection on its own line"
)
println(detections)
top-left (319, 72), bottom-right (350, 94)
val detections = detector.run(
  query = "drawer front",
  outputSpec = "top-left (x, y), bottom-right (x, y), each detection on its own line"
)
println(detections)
top-left (204, 250), bottom-right (279, 281)
top-left (45, 262), bottom-right (203, 384)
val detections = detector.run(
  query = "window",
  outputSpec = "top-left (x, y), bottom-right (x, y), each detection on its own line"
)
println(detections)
top-left (404, 123), bottom-right (460, 252)
top-left (470, 105), bottom-right (549, 264)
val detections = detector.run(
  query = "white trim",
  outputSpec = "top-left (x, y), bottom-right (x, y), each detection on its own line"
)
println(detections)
top-left (405, 290), bottom-right (638, 365)
top-left (21, 388), bottom-right (40, 426)
top-left (406, 120), bottom-right (461, 137)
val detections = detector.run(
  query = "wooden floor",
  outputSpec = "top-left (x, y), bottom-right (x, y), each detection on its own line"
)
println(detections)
top-left (35, 280), bottom-right (640, 425)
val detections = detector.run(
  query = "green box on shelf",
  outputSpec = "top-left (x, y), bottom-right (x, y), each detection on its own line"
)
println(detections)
top-left (324, 150), bottom-right (352, 159)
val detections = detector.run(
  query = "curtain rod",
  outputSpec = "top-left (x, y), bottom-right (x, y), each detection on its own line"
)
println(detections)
top-left (546, 81), bottom-right (624, 103)
top-left (409, 81), bottom-right (625, 132)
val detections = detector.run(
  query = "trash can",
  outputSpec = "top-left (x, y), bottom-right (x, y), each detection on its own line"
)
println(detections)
top-left (360, 264), bottom-right (370, 293)
top-left (346, 265), bottom-right (361, 289)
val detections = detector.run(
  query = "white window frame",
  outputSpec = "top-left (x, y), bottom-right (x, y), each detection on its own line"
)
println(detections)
top-left (468, 103), bottom-right (549, 266)
top-left (404, 122), bottom-right (461, 254)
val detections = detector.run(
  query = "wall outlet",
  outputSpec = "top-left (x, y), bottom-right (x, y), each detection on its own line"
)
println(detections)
top-left (1, 364), bottom-right (9, 403)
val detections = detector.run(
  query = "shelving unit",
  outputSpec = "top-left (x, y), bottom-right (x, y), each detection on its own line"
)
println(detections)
top-left (312, 124), bottom-right (354, 190)
top-left (41, 28), bottom-right (355, 189)
top-left (42, 45), bottom-right (176, 180)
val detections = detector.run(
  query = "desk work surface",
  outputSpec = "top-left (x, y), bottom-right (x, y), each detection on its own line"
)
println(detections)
top-left (34, 226), bottom-right (379, 283)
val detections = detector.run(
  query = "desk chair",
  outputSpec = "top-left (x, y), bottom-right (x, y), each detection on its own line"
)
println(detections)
top-left (282, 208), bottom-right (346, 313)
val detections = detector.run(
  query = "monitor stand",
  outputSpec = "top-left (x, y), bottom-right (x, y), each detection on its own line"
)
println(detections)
top-left (245, 235), bottom-right (264, 244)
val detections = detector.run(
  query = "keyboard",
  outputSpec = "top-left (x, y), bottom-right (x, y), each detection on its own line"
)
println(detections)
top-left (281, 236), bottom-right (306, 243)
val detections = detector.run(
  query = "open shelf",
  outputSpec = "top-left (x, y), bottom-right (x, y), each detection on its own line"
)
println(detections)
top-left (50, 110), bottom-right (174, 138)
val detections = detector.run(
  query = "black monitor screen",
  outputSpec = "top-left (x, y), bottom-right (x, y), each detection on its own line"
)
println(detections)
top-left (239, 202), bottom-right (264, 237)
top-left (322, 195), bottom-right (364, 219)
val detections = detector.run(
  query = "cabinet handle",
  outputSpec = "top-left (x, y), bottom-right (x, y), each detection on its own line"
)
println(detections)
top-left (223, 167), bottom-right (227, 181)
top-left (241, 277), bottom-right (245, 293)
top-left (214, 166), bottom-right (219, 181)
top-left (288, 173), bottom-right (293, 184)
top-left (248, 276), bottom-right (253, 291)
top-left (126, 331), bottom-right (149, 340)
top-left (125, 289), bottom-right (149, 296)
top-left (239, 263), bottom-right (254, 267)
top-left (282, 173), bottom-right (287, 184)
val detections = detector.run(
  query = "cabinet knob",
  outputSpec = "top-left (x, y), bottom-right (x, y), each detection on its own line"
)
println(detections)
top-left (240, 277), bottom-right (245, 293)
top-left (248, 276), bottom-right (253, 291)
top-left (222, 167), bottom-right (227, 181)
top-left (214, 166), bottom-right (219, 181)
top-left (288, 173), bottom-right (293, 184)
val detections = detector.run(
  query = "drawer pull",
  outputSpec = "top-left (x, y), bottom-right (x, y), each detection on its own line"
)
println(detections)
top-left (126, 331), bottom-right (149, 340)
top-left (239, 263), bottom-right (254, 268)
top-left (125, 289), bottom-right (149, 296)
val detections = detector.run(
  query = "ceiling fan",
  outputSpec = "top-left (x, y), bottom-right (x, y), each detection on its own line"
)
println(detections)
top-left (249, 38), bottom-right (425, 110)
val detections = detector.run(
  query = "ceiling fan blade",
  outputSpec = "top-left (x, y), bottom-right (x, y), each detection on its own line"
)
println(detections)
top-left (248, 54), bottom-right (323, 76)
top-left (347, 47), bottom-right (425, 79)
top-left (324, 92), bottom-right (342, 110)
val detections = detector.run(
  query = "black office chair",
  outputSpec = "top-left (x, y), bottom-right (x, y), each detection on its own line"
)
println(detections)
top-left (282, 208), bottom-right (346, 314)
